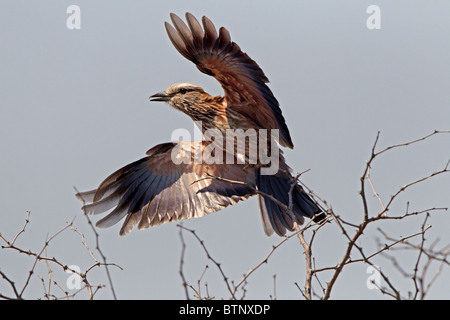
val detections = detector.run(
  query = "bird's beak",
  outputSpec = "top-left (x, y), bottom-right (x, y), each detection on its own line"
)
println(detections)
top-left (149, 91), bottom-right (170, 102)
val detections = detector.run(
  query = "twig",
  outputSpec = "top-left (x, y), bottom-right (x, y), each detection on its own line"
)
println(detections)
top-left (176, 224), bottom-right (236, 300)
top-left (74, 186), bottom-right (118, 300)
top-left (178, 223), bottom-right (190, 300)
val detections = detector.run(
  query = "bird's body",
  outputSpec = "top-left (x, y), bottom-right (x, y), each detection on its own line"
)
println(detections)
top-left (76, 13), bottom-right (325, 236)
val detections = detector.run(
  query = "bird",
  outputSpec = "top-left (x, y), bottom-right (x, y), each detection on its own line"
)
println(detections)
top-left (75, 12), bottom-right (325, 237)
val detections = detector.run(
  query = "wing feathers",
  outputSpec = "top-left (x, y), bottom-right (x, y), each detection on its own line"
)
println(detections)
top-left (165, 22), bottom-right (191, 60)
top-left (165, 13), bottom-right (293, 148)
top-left (75, 189), bottom-right (97, 203)
top-left (201, 16), bottom-right (217, 52)
top-left (185, 13), bottom-right (204, 51)
top-left (78, 141), bottom-right (256, 235)
top-left (77, 141), bottom-right (323, 236)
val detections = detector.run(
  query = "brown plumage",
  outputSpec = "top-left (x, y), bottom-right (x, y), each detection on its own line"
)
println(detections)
top-left (76, 13), bottom-right (325, 236)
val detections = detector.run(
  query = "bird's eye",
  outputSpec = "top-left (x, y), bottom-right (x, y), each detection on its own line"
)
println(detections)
top-left (179, 88), bottom-right (187, 94)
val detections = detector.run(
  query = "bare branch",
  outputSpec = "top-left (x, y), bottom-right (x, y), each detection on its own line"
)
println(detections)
top-left (176, 224), bottom-right (236, 299)
top-left (178, 223), bottom-right (190, 300)
top-left (74, 186), bottom-right (118, 300)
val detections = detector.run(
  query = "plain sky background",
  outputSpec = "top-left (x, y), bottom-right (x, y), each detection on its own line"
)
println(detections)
top-left (1, 1), bottom-right (449, 300)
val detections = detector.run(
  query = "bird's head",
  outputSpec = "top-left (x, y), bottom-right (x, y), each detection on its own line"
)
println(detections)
top-left (149, 83), bottom-right (208, 112)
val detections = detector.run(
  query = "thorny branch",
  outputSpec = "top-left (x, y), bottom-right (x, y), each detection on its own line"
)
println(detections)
top-left (180, 130), bottom-right (449, 300)
top-left (1, 131), bottom-right (448, 299)
top-left (74, 186), bottom-right (119, 300)
top-left (0, 211), bottom-right (122, 300)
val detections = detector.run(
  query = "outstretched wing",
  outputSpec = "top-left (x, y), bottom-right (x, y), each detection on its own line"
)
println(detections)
top-left (165, 12), bottom-right (294, 149)
top-left (76, 141), bottom-right (256, 236)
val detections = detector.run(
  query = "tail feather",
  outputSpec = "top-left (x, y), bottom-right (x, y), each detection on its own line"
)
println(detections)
top-left (256, 169), bottom-right (325, 236)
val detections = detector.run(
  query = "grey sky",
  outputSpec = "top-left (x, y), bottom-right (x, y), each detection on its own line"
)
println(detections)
top-left (1, 1), bottom-right (449, 299)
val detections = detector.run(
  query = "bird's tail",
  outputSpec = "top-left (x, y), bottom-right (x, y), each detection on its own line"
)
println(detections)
top-left (256, 169), bottom-right (326, 236)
